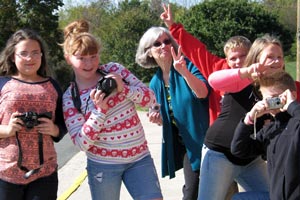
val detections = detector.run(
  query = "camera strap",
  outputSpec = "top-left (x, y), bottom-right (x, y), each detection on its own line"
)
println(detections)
top-left (70, 69), bottom-right (129, 114)
top-left (71, 81), bottom-right (82, 113)
top-left (71, 70), bottom-right (106, 114)
top-left (15, 131), bottom-right (44, 179)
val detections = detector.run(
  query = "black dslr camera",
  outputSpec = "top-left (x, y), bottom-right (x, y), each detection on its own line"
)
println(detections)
top-left (16, 111), bottom-right (52, 129)
top-left (97, 76), bottom-right (117, 97)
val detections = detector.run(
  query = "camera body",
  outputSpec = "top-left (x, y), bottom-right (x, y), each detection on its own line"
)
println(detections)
top-left (16, 111), bottom-right (52, 129)
top-left (266, 97), bottom-right (283, 110)
top-left (149, 103), bottom-right (161, 113)
top-left (97, 76), bottom-right (117, 97)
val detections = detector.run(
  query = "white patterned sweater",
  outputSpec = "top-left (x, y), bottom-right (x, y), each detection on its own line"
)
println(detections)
top-left (63, 62), bottom-right (156, 164)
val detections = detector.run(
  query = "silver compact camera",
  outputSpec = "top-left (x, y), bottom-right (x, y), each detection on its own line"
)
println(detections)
top-left (149, 103), bottom-right (161, 113)
top-left (266, 97), bottom-right (283, 110)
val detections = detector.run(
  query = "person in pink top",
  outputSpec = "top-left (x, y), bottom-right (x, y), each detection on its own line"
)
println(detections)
top-left (61, 20), bottom-right (163, 200)
top-left (208, 35), bottom-right (300, 101)
top-left (160, 4), bottom-right (251, 125)
top-left (160, 4), bottom-right (252, 199)
top-left (202, 34), bottom-right (295, 200)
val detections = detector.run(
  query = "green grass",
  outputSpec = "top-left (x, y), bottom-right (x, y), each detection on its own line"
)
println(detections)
top-left (286, 61), bottom-right (297, 80)
top-left (135, 105), bottom-right (148, 112)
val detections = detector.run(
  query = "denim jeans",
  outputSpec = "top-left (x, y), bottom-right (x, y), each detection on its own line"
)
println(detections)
top-left (87, 155), bottom-right (162, 200)
top-left (232, 191), bottom-right (270, 200)
top-left (197, 146), bottom-right (269, 200)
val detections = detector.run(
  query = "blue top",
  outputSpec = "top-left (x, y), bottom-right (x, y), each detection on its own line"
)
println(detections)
top-left (150, 58), bottom-right (210, 178)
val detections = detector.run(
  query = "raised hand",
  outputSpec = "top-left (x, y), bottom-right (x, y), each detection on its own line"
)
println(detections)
top-left (246, 57), bottom-right (278, 81)
top-left (280, 89), bottom-right (296, 111)
top-left (160, 4), bottom-right (174, 28)
top-left (171, 46), bottom-right (188, 76)
top-left (172, 46), bottom-right (208, 98)
top-left (247, 100), bottom-right (269, 121)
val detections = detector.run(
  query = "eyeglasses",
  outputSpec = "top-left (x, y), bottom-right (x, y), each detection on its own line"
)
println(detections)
top-left (15, 51), bottom-right (43, 60)
top-left (152, 39), bottom-right (172, 48)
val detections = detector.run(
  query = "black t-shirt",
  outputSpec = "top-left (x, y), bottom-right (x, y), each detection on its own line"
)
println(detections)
top-left (205, 85), bottom-right (262, 165)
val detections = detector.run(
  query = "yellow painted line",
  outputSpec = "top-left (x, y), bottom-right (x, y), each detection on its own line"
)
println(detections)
top-left (57, 170), bottom-right (88, 200)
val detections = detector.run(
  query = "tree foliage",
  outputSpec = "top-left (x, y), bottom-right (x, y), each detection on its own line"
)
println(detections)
top-left (57, 0), bottom-right (295, 85)
top-left (59, 0), bottom-right (162, 82)
top-left (179, 0), bottom-right (294, 57)
top-left (99, 0), bottom-right (162, 81)
top-left (16, 0), bottom-right (64, 73)
top-left (262, 0), bottom-right (297, 34)
top-left (0, 0), bottom-right (64, 84)
top-left (0, 1), bottom-right (19, 49)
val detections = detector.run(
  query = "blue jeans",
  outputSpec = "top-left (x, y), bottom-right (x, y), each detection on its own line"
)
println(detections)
top-left (197, 146), bottom-right (269, 200)
top-left (232, 191), bottom-right (269, 200)
top-left (87, 155), bottom-right (163, 200)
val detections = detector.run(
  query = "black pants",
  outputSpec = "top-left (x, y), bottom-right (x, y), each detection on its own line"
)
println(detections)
top-left (182, 153), bottom-right (200, 200)
top-left (0, 171), bottom-right (58, 200)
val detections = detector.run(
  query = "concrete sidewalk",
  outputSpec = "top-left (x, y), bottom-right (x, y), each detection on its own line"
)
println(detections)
top-left (57, 111), bottom-right (184, 200)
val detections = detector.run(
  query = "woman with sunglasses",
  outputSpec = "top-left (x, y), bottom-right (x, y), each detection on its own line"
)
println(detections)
top-left (136, 26), bottom-right (210, 200)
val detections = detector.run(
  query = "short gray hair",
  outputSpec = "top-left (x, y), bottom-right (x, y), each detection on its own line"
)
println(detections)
top-left (135, 26), bottom-right (178, 68)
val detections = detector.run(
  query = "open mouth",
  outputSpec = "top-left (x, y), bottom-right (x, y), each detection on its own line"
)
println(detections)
top-left (83, 68), bottom-right (94, 72)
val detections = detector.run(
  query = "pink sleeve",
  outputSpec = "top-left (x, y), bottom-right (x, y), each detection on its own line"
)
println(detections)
top-left (208, 68), bottom-right (252, 93)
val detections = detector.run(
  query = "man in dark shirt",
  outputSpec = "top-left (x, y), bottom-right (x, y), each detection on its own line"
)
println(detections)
top-left (231, 71), bottom-right (300, 200)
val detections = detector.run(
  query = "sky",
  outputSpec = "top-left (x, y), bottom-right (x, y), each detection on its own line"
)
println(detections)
top-left (62, 0), bottom-right (201, 8)
top-left (63, 0), bottom-right (93, 7)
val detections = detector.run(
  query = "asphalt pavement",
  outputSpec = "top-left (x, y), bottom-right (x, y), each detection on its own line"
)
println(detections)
top-left (57, 111), bottom-right (184, 200)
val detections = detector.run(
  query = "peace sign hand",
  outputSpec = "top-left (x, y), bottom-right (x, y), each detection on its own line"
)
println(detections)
top-left (247, 56), bottom-right (280, 80)
top-left (160, 4), bottom-right (174, 28)
top-left (171, 46), bottom-right (188, 76)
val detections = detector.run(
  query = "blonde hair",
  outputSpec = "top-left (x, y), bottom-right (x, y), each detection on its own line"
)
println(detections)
top-left (61, 19), bottom-right (100, 56)
top-left (223, 36), bottom-right (251, 57)
top-left (243, 34), bottom-right (283, 68)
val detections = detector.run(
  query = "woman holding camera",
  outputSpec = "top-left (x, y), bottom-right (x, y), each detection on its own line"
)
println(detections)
top-left (0, 29), bottom-right (67, 200)
top-left (61, 20), bottom-right (163, 200)
top-left (135, 26), bottom-right (210, 200)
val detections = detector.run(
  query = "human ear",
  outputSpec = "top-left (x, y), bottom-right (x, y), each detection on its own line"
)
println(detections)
top-left (64, 55), bottom-right (71, 65)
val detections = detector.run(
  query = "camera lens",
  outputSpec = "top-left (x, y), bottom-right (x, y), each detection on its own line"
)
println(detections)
top-left (98, 77), bottom-right (117, 96)
top-left (25, 121), bottom-right (35, 129)
top-left (102, 78), bottom-right (116, 92)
